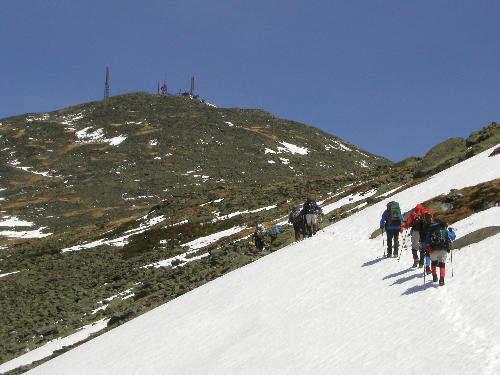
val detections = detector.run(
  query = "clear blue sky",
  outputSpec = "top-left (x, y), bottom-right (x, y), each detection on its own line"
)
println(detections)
top-left (1, 0), bottom-right (499, 161)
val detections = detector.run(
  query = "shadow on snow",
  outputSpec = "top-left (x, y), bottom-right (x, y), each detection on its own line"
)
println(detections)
top-left (361, 257), bottom-right (385, 267)
top-left (391, 272), bottom-right (423, 285)
top-left (402, 282), bottom-right (437, 295)
top-left (383, 267), bottom-right (413, 280)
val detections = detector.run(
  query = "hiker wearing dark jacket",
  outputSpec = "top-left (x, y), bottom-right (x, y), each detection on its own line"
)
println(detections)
top-left (301, 197), bottom-right (323, 237)
top-left (288, 206), bottom-right (305, 241)
top-left (423, 218), bottom-right (456, 286)
top-left (252, 224), bottom-right (266, 251)
top-left (420, 207), bottom-right (435, 273)
top-left (380, 202), bottom-right (403, 258)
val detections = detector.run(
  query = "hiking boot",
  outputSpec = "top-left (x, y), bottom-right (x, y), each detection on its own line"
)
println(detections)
top-left (439, 278), bottom-right (445, 286)
top-left (386, 253), bottom-right (392, 258)
top-left (393, 252), bottom-right (398, 258)
top-left (418, 263), bottom-right (423, 269)
top-left (412, 260), bottom-right (419, 268)
top-left (432, 274), bottom-right (438, 282)
top-left (425, 266), bottom-right (431, 275)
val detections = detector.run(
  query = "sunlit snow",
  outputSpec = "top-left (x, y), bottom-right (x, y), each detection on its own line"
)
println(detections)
top-left (277, 141), bottom-right (309, 155)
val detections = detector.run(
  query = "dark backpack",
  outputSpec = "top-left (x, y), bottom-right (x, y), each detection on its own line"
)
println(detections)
top-left (388, 201), bottom-right (401, 225)
top-left (411, 214), bottom-right (422, 229)
top-left (304, 200), bottom-right (317, 214)
top-left (430, 225), bottom-right (450, 250)
top-left (289, 207), bottom-right (301, 223)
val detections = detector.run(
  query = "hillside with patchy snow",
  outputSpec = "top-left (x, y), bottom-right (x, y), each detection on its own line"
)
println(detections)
top-left (0, 92), bottom-right (387, 243)
top-left (0, 92), bottom-right (399, 368)
top-left (2, 144), bottom-right (497, 374)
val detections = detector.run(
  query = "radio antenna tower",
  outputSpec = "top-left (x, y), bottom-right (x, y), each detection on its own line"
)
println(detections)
top-left (104, 66), bottom-right (110, 100)
top-left (190, 76), bottom-right (195, 96)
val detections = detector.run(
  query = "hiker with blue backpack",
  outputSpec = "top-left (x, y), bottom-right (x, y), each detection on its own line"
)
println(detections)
top-left (252, 223), bottom-right (282, 251)
top-left (380, 201), bottom-right (404, 258)
top-left (423, 216), bottom-right (456, 286)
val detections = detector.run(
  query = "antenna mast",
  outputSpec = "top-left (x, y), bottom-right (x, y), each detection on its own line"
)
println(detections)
top-left (104, 66), bottom-right (110, 100)
top-left (190, 76), bottom-right (195, 96)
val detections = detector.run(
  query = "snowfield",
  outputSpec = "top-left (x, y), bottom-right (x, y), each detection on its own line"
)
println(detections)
top-left (1, 145), bottom-right (499, 374)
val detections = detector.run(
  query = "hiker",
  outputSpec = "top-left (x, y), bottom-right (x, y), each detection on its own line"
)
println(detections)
top-left (288, 206), bottom-right (305, 241)
top-left (269, 224), bottom-right (282, 247)
top-left (420, 207), bottom-right (435, 274)
top-left (423, 217), bottom-right (456, 286)
top-left (301, 197), bottom-right (323, 237)
top-left (403, 203), bottom-right (425, 268)
top-left (252, 224), bottom-right (281, 251)
top-left (253, 224), bottom-right (266, 251)
top-left (380, 201), bottom-right (403, 258)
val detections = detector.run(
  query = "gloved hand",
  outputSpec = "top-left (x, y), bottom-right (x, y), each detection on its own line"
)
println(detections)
top-left (399, 226), bottom-right (404, 233)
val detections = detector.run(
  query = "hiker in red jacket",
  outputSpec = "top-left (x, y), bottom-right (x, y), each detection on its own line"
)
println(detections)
top-left (403, 203), bottom-right (425, 268)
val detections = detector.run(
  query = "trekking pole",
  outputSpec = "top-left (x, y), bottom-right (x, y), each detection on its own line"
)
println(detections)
top-left (451, 249), bottom-right (454, 277)
top-left (398, 237), bottom-right (404, 262)
top-left (382, 228), bottom-right (385, 258)
top-left (398, 228), bottom-right (406, 262)
top-left (423, 248), bottom-right (426, 285)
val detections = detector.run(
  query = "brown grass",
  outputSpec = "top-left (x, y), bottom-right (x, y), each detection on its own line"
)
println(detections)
top-left (133, 125), bottom-right (160, 136)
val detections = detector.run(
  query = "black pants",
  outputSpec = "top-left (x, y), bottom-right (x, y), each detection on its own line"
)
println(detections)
top-left (292, 222), bottom-right (302, 241)
top-left (386, 230), bottom-right (399, 256)
top-left (255, 237), bottom-right (264, 251)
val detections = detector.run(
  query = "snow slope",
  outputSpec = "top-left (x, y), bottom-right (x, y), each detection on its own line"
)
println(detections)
top-left (3, 145), bottom-right (499, 375)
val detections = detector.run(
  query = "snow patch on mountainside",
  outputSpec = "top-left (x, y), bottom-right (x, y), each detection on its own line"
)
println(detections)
top-left (75, 127), bottom-right (126, 146)
top-left (62, 215), bottom-right (166, 252)
top-left (0, 216), bottom-right (52, 238)
top-left (181, 225), bottom-right (246, 250)
top-left (277, 141), bottom-right (309, 155)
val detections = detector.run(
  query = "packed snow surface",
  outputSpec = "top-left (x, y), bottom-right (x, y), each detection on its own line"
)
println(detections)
top-left (5, 145), bottom-right (500, 375)
top-left (322, 189), bottom-right (377, 214)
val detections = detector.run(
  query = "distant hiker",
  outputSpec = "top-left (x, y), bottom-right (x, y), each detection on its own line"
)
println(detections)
top-left (423, 217), bottom-right (456, 286)
top-left (301, 197), bottom-right (323, 237)
top-left (252, 224), bottom-right (281, 251)
top-left (403, 203), bottom-right (425, 268)
top-left (380, 201), bottom-right (403, 258)
top-left (269, 224), bottom-right (282, 247)
top-left (253, 224), bottom-right (266, 251)
top-left (288, 206), bottom-right (305, 241)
